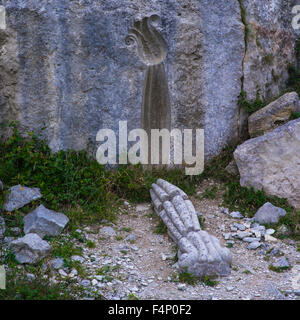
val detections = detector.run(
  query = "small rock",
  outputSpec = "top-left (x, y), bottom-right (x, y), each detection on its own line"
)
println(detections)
top-left (266, 228), bottom-right (275, 235)
top-left (272, 257), bottom-right (290, 269)
top-left (9, 233), bottom-right (52, 264)
top-left (236, 231), bottom-right (252, 239)
top-left (81, 280), bottom-right (91, 287)
top-left (253, 202), bottom-right (286, 225)
top-left (50, 258), bottom-right (64, 270)
top-left (267, 247), bottom-right (280, 257)
top-left (100, 226), bottom-right (116, 237)
top-left (247, 241), bottom-right (261, 250)
top-left (225, 160), bottom-right (239, 176)
top-left (23, 205), bottom-right (69, 238)
top-left (71, 255), bottom-right (85, 263)
top-left (91, 279), bottom-right (98, 286)
top-left (264, 234), bottom-right (278, 242)
top-left (177, 283), bottom-right (186, 291)
top-left (221, 208), bottom-right (229, 215)
top-left (243, 237), bottom-right (261, 243)
top-left (4, 185), bottom-right (42, 211)
top-left (223, 233), bottom-right (231, 240)
top-left (69, 268), bottom-right (78, 278)
top-left (26, 273), bottom-right (36, 281)
top-left (233, 223), bottom-right (246, 231)
top-left (230, 211), bottom-right (244, 219)
top-left (4, 236), bottom-right (14, 244)
top-left (58, 269), bottom-right (68, 277)
top-left (276, 225), bottom-right (290, 237)
top-left (125, 233), bottom-right (136, 242)
top-left (226, 286), bottom-right (234, 292)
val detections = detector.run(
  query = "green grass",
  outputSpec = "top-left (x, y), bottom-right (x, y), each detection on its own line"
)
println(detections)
top-left (268, 265), bottom-right (291, 273)
top-left (86, 240), bottom-right (96, 248)
top-left (0, 272), bottom-right (79, 300)
top-left (153, 219), bottom-right (168, 235)
top-left (178, 269), bottom-right (219, 287)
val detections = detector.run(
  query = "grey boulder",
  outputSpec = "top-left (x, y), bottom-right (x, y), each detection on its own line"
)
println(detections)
top-left (253, 202), bottom-right (286, 225)
top-left (234, 119), bottom-right (300, 209)
top-left (23, 205), bottom-right (69, 238)
top-left (3, 185), bottom-right (42, 211)
top-left (9, 233), bottom-right (52, 264)
top-left (248, 92), bottom-right (299, 137)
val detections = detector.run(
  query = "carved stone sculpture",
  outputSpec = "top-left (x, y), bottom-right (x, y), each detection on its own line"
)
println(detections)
top-left (126, 15), bottom-right (171, 158)
top-left (150, 179), bottom-right (232, 277)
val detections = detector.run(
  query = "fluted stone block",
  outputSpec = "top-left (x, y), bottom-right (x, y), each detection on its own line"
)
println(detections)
top-left (150, 179), bottom-right (232, 277)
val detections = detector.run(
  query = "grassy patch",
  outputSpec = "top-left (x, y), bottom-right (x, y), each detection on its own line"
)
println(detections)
top-left (268, 265), bottom-right (291, 273)
top-left (0, 272), bottom-right (79, 300)
top-left (178, 269), bottom-right (219, 287)
top-left (86, 240), bottom-right (96, 248)
top-left (238, 90), bottom-right (265, 114)
top-left (153, 219), bottom-right (168, 235)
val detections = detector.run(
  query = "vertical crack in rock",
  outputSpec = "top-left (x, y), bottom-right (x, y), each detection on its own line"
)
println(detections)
top-left (126, 15), bottom-right (171, 163)
top-left (150, 179), bottom-right (232, 277)
top-left (237, 0), bottom-right (249, 140)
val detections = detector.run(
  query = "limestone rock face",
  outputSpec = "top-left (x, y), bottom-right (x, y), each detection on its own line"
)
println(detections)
top-left (23, 204), bottom-right (69, 238)
top-left (234, 119), bottom-right (300, 209)
top-left (9, 233), bottom-right (52, 264)
top-left (248, 92), bottom-right (300, 137)
top-left (0, 1), bottom-right (296, 161)
top-left (0, 0), bottom-right (243, 160)
top-left (150, 179), bottom-right (232, 277)
top-left (242, 0), bottom-right (296, 102)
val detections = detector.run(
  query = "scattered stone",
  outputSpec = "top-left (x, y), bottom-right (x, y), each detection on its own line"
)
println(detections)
top-left (100, 226), bottom-right (116, 237)
top-left (26, 273), bottom-right (36, 281)
top-left (236, 231), bottom-right (252, 240)
top-left (230, 211), bottom-right (244, 219)
top-left (267, 247), bottom-right (280, 257)
top-left (9, 233), bottom-right (52, 264)
top-left (23, 204), bottom-right (69, 238)
top-left (3, 185), bottom-right (42, 211)
top-left (58, 269), bottom-right (68, 277)
top-left (253, 203), bottom-right (286, 225)
top-left (233, 223), bottom-right (246, 231)
top-left (223, 233), bottom-right (231, 240)
top-left (225, 160), bottom-right (239, 176)
top-left (264, 234), bottom-right (278, 242)
top-left (247, 241), bottom-right (261, 250)
top-left (0, 217), bottom-right (5, 238)
top-left (248, 92), bottom-right (299, 137)
top-left (220, 208), bottom-right (229, 215)
top-left (234, 119), bottom-right (300, 209)
top-left (226, 286), bottom-right (234, 292)
top-left (177, 283), bottom-right (186, 291)
top-left (271, 257), bottom-right (290, 269)
top-left (91, 279), bottom-right (98, 286)
top-left (243, 237), bottom-right (261, 243)
top-left (266, 229), bottom-right (275, 235)
top-left (69, 268), bottom-right (78, 278)
top-left (50, 258), bottom-right (64, 270)
top-left (276, 225), bottom-right (291, 237)
top-left (125, 234), bottom-right (136, 242)
top-left (71, 255), bottom-right (85, 263)
top-left (81, 280), bottom-right (91, 287)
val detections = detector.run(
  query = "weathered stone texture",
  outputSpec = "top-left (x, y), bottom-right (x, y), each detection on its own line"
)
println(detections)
top-left (234, 119), bottom-right (300, 209)
top-left (0, 0), bottom-right (296, 161)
